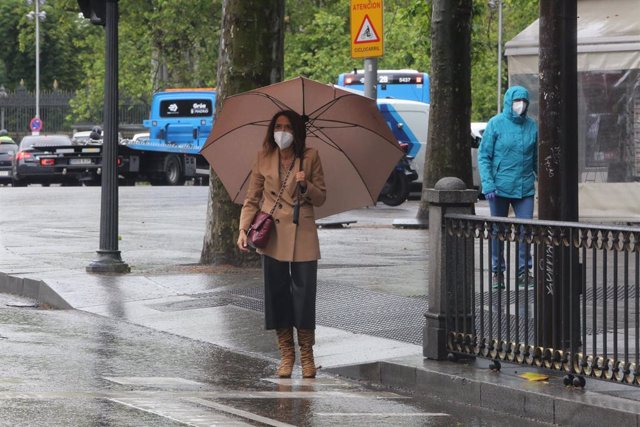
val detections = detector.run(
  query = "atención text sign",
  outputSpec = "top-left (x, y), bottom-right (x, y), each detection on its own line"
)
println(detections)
top-left (350, 0), bottom-right (384, 59)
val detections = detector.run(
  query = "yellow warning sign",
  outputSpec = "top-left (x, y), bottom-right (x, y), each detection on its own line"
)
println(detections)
top-left (350, 0), bottom-right (384, 59)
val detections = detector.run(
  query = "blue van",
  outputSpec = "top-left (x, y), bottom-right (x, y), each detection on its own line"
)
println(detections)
top-left (377, 99), bottom-right (429, 189)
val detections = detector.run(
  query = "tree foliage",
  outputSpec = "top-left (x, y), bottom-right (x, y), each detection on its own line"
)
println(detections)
top-left (0, 0), bottom-right (538, 124)
top-left (0, 0), bottom-right (89, 91)
top-left (471, 0), bottom-right (539, 120)
top-left (68, 0), bottom-right (222, 123)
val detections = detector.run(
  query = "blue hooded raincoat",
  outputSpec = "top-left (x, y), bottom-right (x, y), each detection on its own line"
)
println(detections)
top-left (478, 86), bottom-right (538, 199)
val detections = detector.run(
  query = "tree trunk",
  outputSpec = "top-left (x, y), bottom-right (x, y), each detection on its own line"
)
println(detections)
top-left (417, 0), bottom-right (473, 220)
top-left (200, 0), bottom-right (285, 265)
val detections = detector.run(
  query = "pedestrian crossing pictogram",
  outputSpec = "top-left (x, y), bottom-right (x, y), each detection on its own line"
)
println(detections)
top-left (354, 15), bottom-right (380, 43)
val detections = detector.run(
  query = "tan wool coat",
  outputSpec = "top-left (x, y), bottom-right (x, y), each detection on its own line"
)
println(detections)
top-left (240, 147), bottom-right (326, 262)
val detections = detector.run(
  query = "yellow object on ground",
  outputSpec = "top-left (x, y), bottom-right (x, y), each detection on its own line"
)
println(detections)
top-left (518, 372), bottom-right (549, 382)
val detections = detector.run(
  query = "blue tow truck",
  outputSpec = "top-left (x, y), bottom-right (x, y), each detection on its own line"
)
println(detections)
top-left (119, 88), bottom-right (216, 185)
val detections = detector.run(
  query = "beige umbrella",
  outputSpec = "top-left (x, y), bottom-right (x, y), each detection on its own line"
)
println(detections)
top-left (200, 76), bottom-right (403, 219)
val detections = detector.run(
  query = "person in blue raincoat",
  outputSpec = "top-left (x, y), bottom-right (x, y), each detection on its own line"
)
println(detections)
top-left (478, 85), bottom-right (538, 290)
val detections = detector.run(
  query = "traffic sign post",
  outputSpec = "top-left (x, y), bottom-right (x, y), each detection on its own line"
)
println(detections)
top-left (350, 0), bottom-right (384, 99)
top-left (350, 0), bottom-right (384, 59)
top-left (29, 117), bottom-right (43, 135)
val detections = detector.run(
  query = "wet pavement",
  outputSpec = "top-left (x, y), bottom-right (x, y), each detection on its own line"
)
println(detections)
top-left (0, 186), bottom-right (431, 370)
top-left (0, 186), bottom-right (637, 425)
top-left (0, 293), bottom-right (543, 426)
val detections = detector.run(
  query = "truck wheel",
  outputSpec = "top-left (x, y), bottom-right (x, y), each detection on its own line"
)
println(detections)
top-left (164, 156), bottom-right (185, 186)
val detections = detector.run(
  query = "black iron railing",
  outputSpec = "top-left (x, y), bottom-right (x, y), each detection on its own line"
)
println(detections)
top-left (0, 88), bottom-right (147, 138)
top-left (445, 213), bottom-right (640, 385)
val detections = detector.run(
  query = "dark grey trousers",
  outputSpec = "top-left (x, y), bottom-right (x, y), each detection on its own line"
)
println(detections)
top-left (262, 255), bottom-right (317, 330)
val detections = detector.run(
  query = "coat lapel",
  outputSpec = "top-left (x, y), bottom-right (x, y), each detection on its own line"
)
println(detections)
top-left (283, 157), bottom-right (300, 203)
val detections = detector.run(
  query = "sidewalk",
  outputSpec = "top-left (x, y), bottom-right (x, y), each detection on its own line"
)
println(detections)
top-left (1, 186), bottom-right (640, 425)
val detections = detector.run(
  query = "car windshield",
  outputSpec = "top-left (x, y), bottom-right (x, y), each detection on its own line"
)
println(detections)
top-left (20, 135), bottom-right (72, 149)
top-left (0, 144), bottom-right (17, 154)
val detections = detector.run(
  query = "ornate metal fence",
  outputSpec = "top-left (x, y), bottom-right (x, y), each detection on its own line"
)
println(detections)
top-left (0, 87), bottom-right (147, 139)
top-left (0, 87), bottom-right (73, 136)
top-left (445, 213), bottom-right (640, 386)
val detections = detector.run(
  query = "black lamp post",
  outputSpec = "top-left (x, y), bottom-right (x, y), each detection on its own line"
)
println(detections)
top-left (79, 0), bottom-right (129, 273)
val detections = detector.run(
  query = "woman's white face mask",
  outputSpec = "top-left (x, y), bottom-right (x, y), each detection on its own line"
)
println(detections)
top-left (274, 131), bottom-right (294, 150)
top-left (512, 100), bottom-right (526, 116)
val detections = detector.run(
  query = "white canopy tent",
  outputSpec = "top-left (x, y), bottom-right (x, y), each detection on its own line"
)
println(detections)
top-left (503, 0), bottom-right (640, 221)
top-left (505, 0), bottom-right (640, 75)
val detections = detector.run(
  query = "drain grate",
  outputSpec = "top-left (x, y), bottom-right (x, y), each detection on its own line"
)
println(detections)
top-left (149, 282), bottom-right (428, 345)
top-left (223, 282), bottom-right (428, 345)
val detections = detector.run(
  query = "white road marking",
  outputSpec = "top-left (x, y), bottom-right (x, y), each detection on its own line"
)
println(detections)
top-left (316, 412), bottom-right (450, 417)
top-left (111, 397), bottom-right (251, 426)
top-left (186, 397), bottom-right (297, 427)
top-left (263, 377), bottom-right (353, 387)
top-left (104, 376), bottom-right (206, 387)
top-left (0, 376), bottom-right (431, 426)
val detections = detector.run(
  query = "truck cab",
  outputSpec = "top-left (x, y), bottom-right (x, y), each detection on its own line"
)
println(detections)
top-left (142, 89), bottom-right (216, 154)
top-left (119, 88), bottom-right (216, 185)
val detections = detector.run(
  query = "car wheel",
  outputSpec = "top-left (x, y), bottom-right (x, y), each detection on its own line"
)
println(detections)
top-left (379, 170), bottom-right (410, 206)
top-left (164, 156), bottom-right (185, 186)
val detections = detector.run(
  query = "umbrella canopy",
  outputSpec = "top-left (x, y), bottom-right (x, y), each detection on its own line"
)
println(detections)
top-left (200, 76), bottom-right (404, 219)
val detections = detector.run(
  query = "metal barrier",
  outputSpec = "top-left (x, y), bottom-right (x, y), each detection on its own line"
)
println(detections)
top-left (0, 87), bottom-right (147, 139)
top-left (445, 213), bottom-right (640, 386)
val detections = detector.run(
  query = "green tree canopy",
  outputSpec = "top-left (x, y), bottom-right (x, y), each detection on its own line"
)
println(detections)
top-left (0, 0), bottom-right (539, 124)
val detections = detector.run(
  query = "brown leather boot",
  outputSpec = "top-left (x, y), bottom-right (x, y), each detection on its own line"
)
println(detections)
top-left (297, 329), bottom-right (317, 378)
top-left (276, 328), bottom-right (295, 378)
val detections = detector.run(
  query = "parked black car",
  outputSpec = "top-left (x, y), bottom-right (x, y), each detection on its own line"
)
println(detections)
top-left (0, 140), bottom-right (18, 185)
top-left (12, 134), bottom-right (101, 186)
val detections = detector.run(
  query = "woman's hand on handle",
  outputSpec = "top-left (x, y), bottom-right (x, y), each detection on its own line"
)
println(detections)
top-left (237, 231), bottom-right (249, 252)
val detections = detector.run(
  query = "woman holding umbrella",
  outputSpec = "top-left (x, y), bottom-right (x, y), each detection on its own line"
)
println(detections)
top-left (237, 110), bottom-right (326, 379)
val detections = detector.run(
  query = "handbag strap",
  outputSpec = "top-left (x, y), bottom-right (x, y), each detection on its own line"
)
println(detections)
top-left (268, 160), bottom-right (295, 216)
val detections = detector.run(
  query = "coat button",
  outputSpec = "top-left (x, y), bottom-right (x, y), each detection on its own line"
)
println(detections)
top-left (278, 203), bottom-right (283, 209)
top-left (271, 191), bottom-right (276, 195)
top-left (275, 219), bottom-right (280, 224)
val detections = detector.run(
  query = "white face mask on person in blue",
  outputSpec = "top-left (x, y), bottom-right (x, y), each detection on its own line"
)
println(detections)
top-left (512, 99), bottom-right (527, 116)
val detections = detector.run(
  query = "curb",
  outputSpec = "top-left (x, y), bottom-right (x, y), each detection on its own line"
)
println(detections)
top-left (0, 272), bottom-right (72, 310)
top-left (326, 359), bottom-right (640, 426)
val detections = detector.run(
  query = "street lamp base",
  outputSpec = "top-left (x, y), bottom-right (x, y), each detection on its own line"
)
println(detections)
top-left (86, 250), bottom-right (130, 274)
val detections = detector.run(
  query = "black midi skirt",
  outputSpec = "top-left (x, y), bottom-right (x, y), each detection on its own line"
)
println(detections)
top-left (262, 255), bottom-right (317, 330)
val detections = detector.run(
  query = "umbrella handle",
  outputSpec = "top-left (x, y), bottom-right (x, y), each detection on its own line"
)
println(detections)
top-left (293, 199), bottom-right (300, 225)
top-left (293, 156), bottom-right (304, 225)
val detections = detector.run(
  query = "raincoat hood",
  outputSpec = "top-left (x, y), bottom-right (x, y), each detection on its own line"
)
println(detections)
top-left (502, 86), bottom-right (530, 124)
